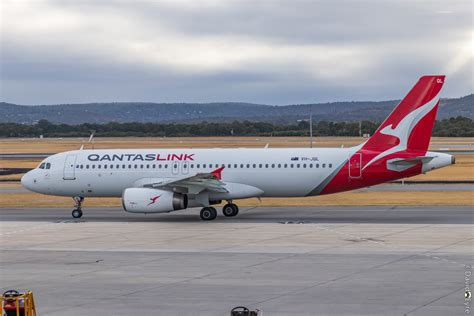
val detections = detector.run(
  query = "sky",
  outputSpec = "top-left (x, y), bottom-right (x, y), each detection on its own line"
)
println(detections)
top-left (1, 0), bottom-right (472, 105)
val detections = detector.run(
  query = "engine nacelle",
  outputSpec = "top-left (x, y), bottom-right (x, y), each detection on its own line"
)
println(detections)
top-left (122, 188), bottom-right (187, 213)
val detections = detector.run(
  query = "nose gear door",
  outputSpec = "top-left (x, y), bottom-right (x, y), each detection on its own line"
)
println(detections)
top-left (63, 155), bottom-right (77, 180)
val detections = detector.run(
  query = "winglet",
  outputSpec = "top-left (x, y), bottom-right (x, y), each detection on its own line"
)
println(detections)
top-left (210, 166), bottom-right (225, 180)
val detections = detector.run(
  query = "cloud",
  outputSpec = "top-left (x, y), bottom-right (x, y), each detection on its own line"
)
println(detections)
top-left (1, 0), bottom-right (472, 105)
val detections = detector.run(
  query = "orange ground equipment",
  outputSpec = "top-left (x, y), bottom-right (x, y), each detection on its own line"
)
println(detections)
top-left (1, 290), bottom-right (36, 316)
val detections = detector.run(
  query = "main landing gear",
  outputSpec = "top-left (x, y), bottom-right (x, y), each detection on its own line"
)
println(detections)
top-left (199, 202), bottom-right (239, 221)
top-left (222, 203), bottom-right (239, 217)
top-left (71, 196), bottom-right (84, 218)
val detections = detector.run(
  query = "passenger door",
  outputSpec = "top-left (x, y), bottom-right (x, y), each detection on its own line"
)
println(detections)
top-left (349, 153), bottom-right (362, 179)
top-left (63, 155), bottom-right (77, 180)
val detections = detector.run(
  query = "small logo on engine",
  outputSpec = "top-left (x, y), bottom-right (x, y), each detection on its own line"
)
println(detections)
top-left (147, 195), bottom-right (161, 206)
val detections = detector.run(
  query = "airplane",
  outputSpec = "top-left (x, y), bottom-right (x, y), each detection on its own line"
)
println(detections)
top-left (21, 75), bottom-right (455, 221)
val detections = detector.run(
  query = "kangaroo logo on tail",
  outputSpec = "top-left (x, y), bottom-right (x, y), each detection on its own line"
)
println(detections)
top-left (363, 93), bottom-right (440, 170)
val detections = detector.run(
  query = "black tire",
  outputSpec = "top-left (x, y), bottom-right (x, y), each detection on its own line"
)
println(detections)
top-left (72, 209), bottom-right (83, 218)
top-left (223, 203), bottom-right (239, 217)
top-left (200, 207), bottom-right (217, 221)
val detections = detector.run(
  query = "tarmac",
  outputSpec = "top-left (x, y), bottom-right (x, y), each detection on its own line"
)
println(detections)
top-left (0, 206), bottom-right (473, 315)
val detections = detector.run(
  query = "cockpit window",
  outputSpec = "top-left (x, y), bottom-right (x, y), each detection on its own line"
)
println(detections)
top-left (45, 163), bottom-right (51, 169)
top-left (39, 163), bottom-right (46, 169)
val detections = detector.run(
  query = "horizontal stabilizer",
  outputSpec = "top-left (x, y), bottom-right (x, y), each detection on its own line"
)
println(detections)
top-left (387, 156), bottom-right (434, 172)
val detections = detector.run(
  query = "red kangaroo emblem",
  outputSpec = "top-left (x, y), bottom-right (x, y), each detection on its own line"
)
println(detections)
top-left (147, 195), bottom-right (161, 206)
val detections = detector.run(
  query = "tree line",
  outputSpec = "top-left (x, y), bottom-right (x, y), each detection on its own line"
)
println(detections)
top-left (1, 116), bottom-right (473, 138)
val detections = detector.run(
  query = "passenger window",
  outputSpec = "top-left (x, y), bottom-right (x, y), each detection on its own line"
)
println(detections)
top-left (297, 164), bottom-right (300, 168)
top-left (92, 165), bottom-right (95, 169)
top-left (123, 164), bottom-right (126, 169)
top-left (253, 164), bottom-right (256, 168)
top-left (98, 165), bottom-right (101, 169)
top-left (278, 164), bottom-right (281, 168)
top-left (76, 165), bottom-right (80, 168)
top-left (203, 164), bottom-right (207, 168)
top-left (196, 164), bottom-right (200, 168)
top-left (265, 164), bottom-right (269, 168)
top-left (116, 164), bottom-right (120, 169)
top-left (103, 165), bottom-right (106, 169)
top-left (86, 165), bottom-right (89, 169)
top-left (309, 164), bottom-right (313, 168)
top-left (271, 164), bottom-right (275, 168)
top-left (146, 164), bottom-right (150, 169)
top-left (316, 164), bottom-right (319, 168)
top-left (322, 163), bottom-right (326, 168)
top-left (110, 164), bottom-right (113, 169)
top-left (284, 164), bottom-right (287, 168)
top-left (165, 164), bottom-right (168, 168)
top-left (234, 164), bottom-right (237, 168)
top-left (329, 163), bottom-right (332, 168)
top-left (303, 164), bottom-right (306, 168)
top-left (290, 164), bottom-right (294, 168)
top-left (240, 164), bottom-right (244, 168)
top-left (259, 164), bottom-right (262, 168)
top-left (191, 164), bottom-right (194, 168)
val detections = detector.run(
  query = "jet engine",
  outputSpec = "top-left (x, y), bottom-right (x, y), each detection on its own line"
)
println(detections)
top-left (122, 188), bottom-right (187, 213)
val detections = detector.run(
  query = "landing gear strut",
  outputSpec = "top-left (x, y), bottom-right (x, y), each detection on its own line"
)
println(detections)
top-left (72, 196), bottom-right (84, 218)
top-left (200, 207), bottom-right (217, 221)
top-left (222, 203), bottom-right (239, 217)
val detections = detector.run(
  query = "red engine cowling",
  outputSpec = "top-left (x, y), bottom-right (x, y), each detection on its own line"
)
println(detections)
top-left (122, 188), bottom-right (187, 213)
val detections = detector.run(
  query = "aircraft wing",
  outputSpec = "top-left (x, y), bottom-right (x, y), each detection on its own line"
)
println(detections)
top-left (143, 167), bottom-right (228, 194)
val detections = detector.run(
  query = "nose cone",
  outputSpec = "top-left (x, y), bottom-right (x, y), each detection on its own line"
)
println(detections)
top-left (21, 171), bottom-right (34, 191)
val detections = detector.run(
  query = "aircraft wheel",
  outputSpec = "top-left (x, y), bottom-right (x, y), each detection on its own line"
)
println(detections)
top-left (72, 209), bottom-right (83, 219)
top-left (200, 207), bottom-right (217, 221)
top-left (222, 203), bottom-right (239, 217)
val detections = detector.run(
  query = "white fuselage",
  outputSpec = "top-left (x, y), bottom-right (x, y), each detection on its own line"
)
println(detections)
top-left (21, 147), bottom-right (354, 198)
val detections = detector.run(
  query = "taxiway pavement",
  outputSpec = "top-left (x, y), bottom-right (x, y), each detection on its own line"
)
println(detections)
top-left (0, 206), bottom-right (473, 315)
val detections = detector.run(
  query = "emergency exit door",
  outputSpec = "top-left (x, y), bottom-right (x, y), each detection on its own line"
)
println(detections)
top-left (349, 153), bottom-right (362, 178)
top-left (63, 155), bottom-right (77, 180)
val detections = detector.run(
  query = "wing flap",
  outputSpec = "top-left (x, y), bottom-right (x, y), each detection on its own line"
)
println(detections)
top-left (141, 169), bottom-right (228, 194)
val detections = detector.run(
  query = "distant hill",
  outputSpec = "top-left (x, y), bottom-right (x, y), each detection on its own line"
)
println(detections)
top-left (1, 94), bottom-right (472, 124)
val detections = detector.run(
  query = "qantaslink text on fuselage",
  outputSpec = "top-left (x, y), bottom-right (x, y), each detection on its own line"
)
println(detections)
top-left (87, 153), bottom-right (195, 162)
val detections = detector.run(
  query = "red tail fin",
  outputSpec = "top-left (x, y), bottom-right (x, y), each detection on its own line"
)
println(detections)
top-left (363, 75), bottom-right (445, 156)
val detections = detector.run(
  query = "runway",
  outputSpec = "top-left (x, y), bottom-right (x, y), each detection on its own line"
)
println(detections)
top-left (1, 206), bottom-right (473, 315)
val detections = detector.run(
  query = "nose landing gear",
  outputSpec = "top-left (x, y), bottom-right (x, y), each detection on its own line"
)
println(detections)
top-left (72, 196), bottom-right (84, 218)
